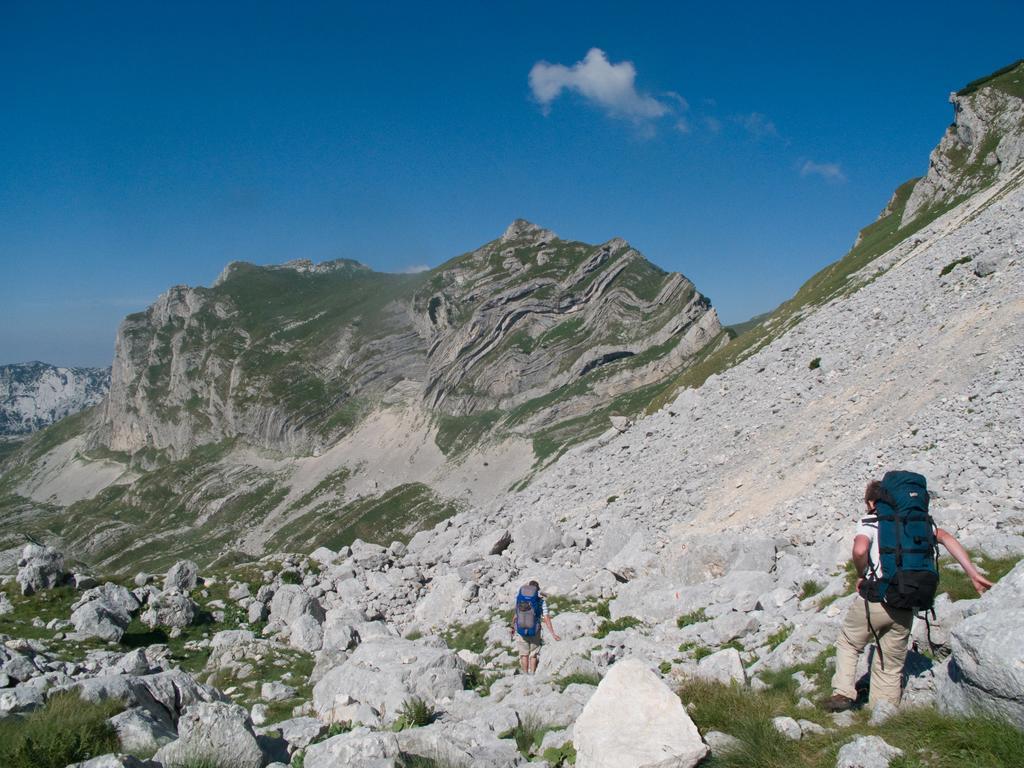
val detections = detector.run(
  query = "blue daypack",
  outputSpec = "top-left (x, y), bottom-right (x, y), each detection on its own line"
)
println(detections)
top-left (859, 470), bottom-right (939, 610)
top-left (515, 584), bottom-right (543, 638)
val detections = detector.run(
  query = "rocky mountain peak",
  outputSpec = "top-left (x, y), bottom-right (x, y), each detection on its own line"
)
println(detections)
top-left (501, 218), bottom-right (557, 244)
top-left (902, 60), bottom-right (1024, 226)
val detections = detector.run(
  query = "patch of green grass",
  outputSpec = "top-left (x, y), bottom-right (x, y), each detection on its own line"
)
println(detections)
top-left (442, 619), bottom-right (489, 655)
top-left (464, 663), bottom-right (501, 696)
top-left (677, 608), bottom-right (708, 628)
top-left (808, 357), bottom-right (821, 370)
top-left (503, 713), bottom-right (560, 759)
top-left (554, 671), bottom-right (602, 690)
top-left (0, 692), bottom-right (122, 768)
top-left (766, 625), bottom-right (792, 650)
top-left (659, 660), bottom-right (673, 674)
top-left (799, 580), bottom-right (824, 600)
top-left (938, 552), bottom-right (1022, 601)
top-left (392, 697), bottom-right (436, 731)
top-left (542, 740), bottom-right (577, 767)
top-left (288, 468), bottom-right (350, 511)
top-left (757, 648), bottom-right (836, 701)
top-left (680, 674), bottom-right (1024, 768)
top-left (271, 482), bottom-right (462, 553)
top-left (939, 256), bottom-right (973, 276)
top-left (692, 645), bottom-right (714, 661)
top-left (957, 59), bottom-right (1024, 99)
top-left (434, 411), bottom-right (502, 456)
top-left (594, 615), bottom-right (642, 639)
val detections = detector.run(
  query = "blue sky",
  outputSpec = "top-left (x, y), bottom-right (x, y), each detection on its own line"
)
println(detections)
top-left (2, 2), bottom-right (1022, 366)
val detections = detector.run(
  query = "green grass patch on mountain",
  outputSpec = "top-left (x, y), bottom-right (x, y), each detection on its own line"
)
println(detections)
top-left (270, 482), bottom-right (461, 552)
top-left (0, 692), bottom-right (122, 768)
top-left (435, 410), bottom-right (502, 456)
top-left (937, 551), bottom-right (1022, 601)
top-left (957, 59), bottom-right (1024, 99)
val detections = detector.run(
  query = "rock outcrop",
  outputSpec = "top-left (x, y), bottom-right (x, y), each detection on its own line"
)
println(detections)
top-left (573, 658), bottom-right (707, 768)
top-left (0, 361), bottom-right (109, 436)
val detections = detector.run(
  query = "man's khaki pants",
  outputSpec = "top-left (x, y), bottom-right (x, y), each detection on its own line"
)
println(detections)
top-left (831, 595), bottom-right (914, 707)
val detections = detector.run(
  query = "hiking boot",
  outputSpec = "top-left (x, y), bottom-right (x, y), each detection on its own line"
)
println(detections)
top-left (822, 694), bottom-right (855, 712)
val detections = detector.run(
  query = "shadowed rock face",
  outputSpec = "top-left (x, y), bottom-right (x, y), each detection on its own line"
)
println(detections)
top-left (92, 221), bottom-right (721, 460)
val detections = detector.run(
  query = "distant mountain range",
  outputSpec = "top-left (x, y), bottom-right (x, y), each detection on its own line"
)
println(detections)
top-left (0, 362), bottom-right (110, 437)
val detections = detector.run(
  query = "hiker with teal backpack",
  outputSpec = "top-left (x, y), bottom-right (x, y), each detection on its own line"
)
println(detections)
top-left (824, 472), bottom-right (993, 712)
top-left (510, 580), bottom-right (560, 674)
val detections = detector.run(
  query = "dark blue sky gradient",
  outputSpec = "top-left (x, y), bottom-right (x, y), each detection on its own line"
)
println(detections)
top-left (2, 2), bottom-right (1022, 365)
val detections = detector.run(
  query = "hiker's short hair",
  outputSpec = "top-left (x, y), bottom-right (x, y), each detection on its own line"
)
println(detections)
top-left (864, 481), bottom-right (884, 503)
top-left (528, 580), bottom-right (539, 589)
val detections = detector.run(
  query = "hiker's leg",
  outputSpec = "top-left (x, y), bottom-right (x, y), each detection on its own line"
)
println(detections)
top-left (528, 655), bottom-right (538, 674)
top-left (519, 655), bottom-right (529, 674)
top-left (867, 605), bottom-right (913, 708)
top-left (831, 596), bottom-right (871, 699)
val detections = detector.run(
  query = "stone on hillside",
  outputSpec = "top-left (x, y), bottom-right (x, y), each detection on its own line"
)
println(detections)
top-left (695, 648), bottom-right (746, 686)
top-left (937, 607), bottom-right (1024, 727)
top-left (310, 546), bottom-right (339, 566)
top-left (71, 599), bottom-right (131, 642)
top-left (511, 516), bottom-right (564, 559)
top-left (868, 700), bottom-right (898, 725)
top-left (302, 726), bottom-right (402, 768)
top-left (269, 716), bottom-right (327, 753)
top-left (66, 755), bottom-right (160, 768)
top-left (290, 613), bottom-right (324, 652)
top-left (109, 707), bottom-right (177, 753)
top-left (269, 584), bottom-right (325, 628)
top-left (16, 544), bottom-right (65, 595)
top-left (396, 719), bottom-right (524, 767)
top-left (73, 573), bottom-right (99, 590)
top-left (153, 702), bottom-right (264, 768)
top-left (163, 560), bottom-right (200, 592)
top-left (480, 528), bottom-right (513, 556)
top-left (835, 735), bottom-right (903, 768)
top-left (772, 716), bottom-right (802, 740)
top-left (312, 637), bottom-right (464, 726)
top-left (573, 658), bottom-right (707, 768)
top-left (74, 583), bottom-right (142, 617)
top-left (141, 588), bottom-right (197, 629)
top-left (261, 681), bottom-right (298, 702)
top-left (0, 592), bottom-right (12, 615)
top-left (704, 730), bottom-right (742, 754)
top-left (605, 532), bottom-right (656, 581)
top-left (412, 573), bottom-right (466, 630)
top-left (113, 648), bottom-right (152, 676)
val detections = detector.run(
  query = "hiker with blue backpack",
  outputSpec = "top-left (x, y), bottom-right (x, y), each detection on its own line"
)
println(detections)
top-left (510, 580), bottom-right (560, 674)
top-left (823, 471), bottom-right (993, 712)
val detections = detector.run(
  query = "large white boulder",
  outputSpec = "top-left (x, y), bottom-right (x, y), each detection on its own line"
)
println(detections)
top-left (16, 544), bottom-right (65, 595)
top-left (71, 599), bottom-right (131, 642)
top-left (163, 560), bottom-right (200, 592)
top-left (153, 702), bottom-right (264, 768)
top-left (573, 658), bottom-right (708, 768)
top-left (312, 637), bottom-right (464, 725)
top-left (302, 726), bottom-right (402, 768)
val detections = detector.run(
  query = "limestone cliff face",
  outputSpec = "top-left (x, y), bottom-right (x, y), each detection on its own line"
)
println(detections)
top-left (93, 224), bottom-right (721, 460)
top-left (0, 362), bottom-right (110, 436)
top-left (902, 62), bottom-right (1024, 226)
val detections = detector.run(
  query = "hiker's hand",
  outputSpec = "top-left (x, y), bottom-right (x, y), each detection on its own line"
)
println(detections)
top-left (552, 633), bottom-right (561, 641)
top-left (971, 573), bottom-right (994, 594)
top-left (856, 578), bottom-right (863, 592)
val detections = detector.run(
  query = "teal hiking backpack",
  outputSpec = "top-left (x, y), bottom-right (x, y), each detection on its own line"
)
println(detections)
top-left (859, 470), bottom-right (939, 610)
top-left (515, 583), bottom-right (543, 638)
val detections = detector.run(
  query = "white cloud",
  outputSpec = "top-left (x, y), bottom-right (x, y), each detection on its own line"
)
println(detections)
top-left (800, 160), bottom-right (847, 183)
top-left (736, 112), bottom-right (778, 138)
top-left (529, 48), bottom-right (670, 121)
top-left (702, 115), bottom-right (722, 133)
top-left (396, 264), bottom-right (430, 274)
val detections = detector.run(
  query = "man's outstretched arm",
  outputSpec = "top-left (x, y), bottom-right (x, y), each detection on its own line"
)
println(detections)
top-left (936, 528), bottom-right (993, 594)
top-left (542, 615), bottom-right (560, 641)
